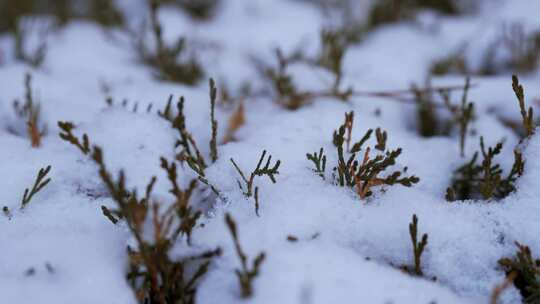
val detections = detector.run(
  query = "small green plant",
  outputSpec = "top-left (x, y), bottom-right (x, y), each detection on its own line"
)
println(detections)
top-left (411, 81), bottom-right (440, 138)
top-left (512, 75), bottom-right (535, 138)
top-left (230, 151), bottom-right (281, 216)
top-left (20, 165), bottom-right (51, 210)
top-left (209, 78), bottom-right (218, 163)
top-left (326, 111), bottom-right (419, 199)
top-left (257, 48), bottom-right (309, 110)
top-left (91, 145), bottom-right (221, 303)
top-left (401, 214), bottom-right (428, 277)
top-left (316, 28), bottom-right (352, 98)
top-left (438, 78), bottom-right (475, 156)
top-left (11, 73), bottom-right (45, 147)
top-left (159, 157), bottom-right (201, 244)
top-left (446, 137), bottom-right (524, 201)
top-left (136, 0), bottom-right (203, 85)
top-left (412, 78), bottom-right (475, 150)
top-left (498, 242), bottom-right (540, 303)
top-left (306, 148), bottom-right (326, 179)
top-left (158, 92), bottom-right (221, 200)
top-left (58, 121), bottom-right (90, 154)
top-left (225, 213), bottom-right (265, 298)
top-left (160, 95), bottom-right (207, 168)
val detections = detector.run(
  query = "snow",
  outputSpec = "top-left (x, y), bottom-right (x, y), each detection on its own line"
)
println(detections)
top-left (1, 0), bottom-right (540, 303)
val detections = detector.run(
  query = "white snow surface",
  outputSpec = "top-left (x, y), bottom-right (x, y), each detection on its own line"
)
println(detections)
top-left (1, 0), bottom-right (540, 303)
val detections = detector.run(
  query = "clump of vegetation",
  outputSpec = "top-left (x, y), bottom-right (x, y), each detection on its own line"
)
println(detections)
top-left (87, 0), bottom-right (124, 27)
top-left (447, 76), bottom-right (533, 201)
top-left (498, 242), bottom-right (540, 303)
top-left (136, 0), bottom-right (204, 85)
top-left (91, 145), bottom-right (221, 303)
top-left (0, 0), bottom-right (124, 31)
top-left (256, 44), bottom-right (474, 112)
top-left (230, 151), bottom-right (281, 216)
top-left (11, 73), bottom-right (46, 147)
top-left (225, 213), bottom-right (265, 298)
top-left (255, 25), bottom-right (355, 110)
top-left (0, 0), bottom-right (127, 67)
top-left (430, 48), bottom-right (468, 76)
top-left (412, 78), bottom-right (475, 156)
top-left (499, 24), bottom-right (540, 74)
top-left (156, 80), bottom-right (221, 196)
top-left (436, 24), bottom-right (540, 76)
top-left (315, 28), bottom-right (353, 98)
top-left (308, 111), bottom-right (419, 199)
top-left (256, 48), bottom-right (310, 110)
top-left (401, 214), bottom-right (429, 277)
top-left (367, 0), bottom-right (460, 29)
top-left (0, 0), bottom-right (34, 33)
top-left (439, 78), bottom-right (474, 156)
top-left (20, 165), bottom-right (51, 210)
top-left (163, 0), bottom-right (220, 20)
top-left (412, 81), bottom-right (440, 138)
top-left (446, 137), bottom-right (524, 201)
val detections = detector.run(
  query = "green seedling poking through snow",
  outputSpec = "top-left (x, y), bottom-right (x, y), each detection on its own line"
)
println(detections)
top-left (20, 165), bottom-right (51, 210)
top-left (160, 95), bottom-right (207, 169)
top-left (306, 148), bottom-right (326, 180)
top-left (498, 242), bottom-right (540, 303)
top-left (90, 145), bottom-right (221, 303)
top-left (157, 86), bottom-right (222, 196)
top-left (512, 75), bottom-right (535, 138)
top-left (438, 77), bottom-right (474, 156)
top-left (159, 156), bottom-right (202, 244)
top-left (136, 0), bottom-right (203, 85)
top-left (456, 78), bottom-right (474, 157)
top-left (402, 214), bottom-right (429, 277)
top-left (230, 150), bottom-right (281, 216)
top-left (209, 78), bottom-right (219, 163)
top-left (328, 111), bottom-right (419, 199)
top-left (447, 76), bottom-right (532, 201)
top-left (317, 28), bottom-right (352, 98)
top-left (259, 48), bottom-right (308, 110)
top-left (12, 73), bottom-right (45, 148)
top-left (225, 213), bottom-right (266, 299)
top-left (413, 77), bottom-right (474, 154)
top-left (58, 121), bottom-right (90, 154)
top-left (446, 137), bottom-right (524, 201)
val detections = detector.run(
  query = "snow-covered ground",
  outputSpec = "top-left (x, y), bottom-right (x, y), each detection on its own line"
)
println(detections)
top-left (1, 0), bottom-right (540, 303)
